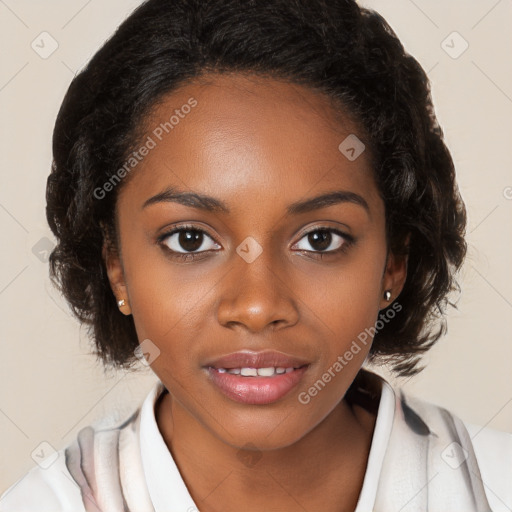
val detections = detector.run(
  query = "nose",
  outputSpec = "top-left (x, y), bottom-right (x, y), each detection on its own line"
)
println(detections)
top-left (216, 247), bottom-right (300, 333)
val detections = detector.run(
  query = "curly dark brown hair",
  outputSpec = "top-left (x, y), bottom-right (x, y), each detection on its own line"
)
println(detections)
top-left (46, 0), bottom-right (467, 377)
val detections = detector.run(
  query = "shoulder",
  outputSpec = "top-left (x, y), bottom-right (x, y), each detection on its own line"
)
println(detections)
top-left (0, 449), bottom-right (85, 512)
top-left (401, 392), bottom-right (512, 511)
top-left (464, 421), bottom-right (512, 512)
top-left (0, 409), bottom-right (144, 512)
top-left (0, 414), bottom-right (141, 511)
top-left (0, 383), bottom-right (162, 512)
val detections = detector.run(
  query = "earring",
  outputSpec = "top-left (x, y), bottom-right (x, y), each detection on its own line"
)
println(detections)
top-left (384, 290), bottom-right (391, 302)
top-left (117, 299), bottom-right (126, 308)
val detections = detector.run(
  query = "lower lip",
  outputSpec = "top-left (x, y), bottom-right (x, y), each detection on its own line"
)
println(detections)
top-left (206, 366), bottom-right (309, 405)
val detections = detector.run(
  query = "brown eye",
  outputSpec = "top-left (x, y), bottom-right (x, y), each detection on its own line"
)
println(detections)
top-left (294, 228), bottom-right (350, 253)
top-left (179, 230), bottom-right (203, 252)
top-left (307, 230), bottom-right (332, 251)
top-left (161, 227), bottom-right (220, 254)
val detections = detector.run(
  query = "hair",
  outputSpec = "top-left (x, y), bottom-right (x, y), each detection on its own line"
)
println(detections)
top-left (46, 0), bottom-right (466, 377)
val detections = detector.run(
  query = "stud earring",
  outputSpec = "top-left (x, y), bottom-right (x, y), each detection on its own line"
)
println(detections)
top-left (384, 290), bottom-right (391, 302)
top-left (117, 299), bottom-right (126, 308)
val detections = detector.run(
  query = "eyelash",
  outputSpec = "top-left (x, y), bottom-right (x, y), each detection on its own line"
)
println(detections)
top-left (156, 224), bottom-right (356, 262)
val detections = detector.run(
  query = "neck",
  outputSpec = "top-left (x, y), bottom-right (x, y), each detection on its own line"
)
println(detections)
top-left (155, 375), bottom-right (379, 512)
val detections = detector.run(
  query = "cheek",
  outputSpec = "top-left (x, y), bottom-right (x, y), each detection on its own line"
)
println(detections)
top-left (121, 236), bottom-right (213, 351)
top-left (305, 250), bottom-right (385, 340)
top-left (297, 244), bottom-right (386, 404)
top-left (293, 264), bottom-right (384, 422)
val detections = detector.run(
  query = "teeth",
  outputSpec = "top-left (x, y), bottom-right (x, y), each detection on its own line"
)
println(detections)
top-left (240, 368), bottom-right (258, 377)
top-left (215, 366), bottom-right (298, 377)
top-left (257, 367), bottom-right (275, 377)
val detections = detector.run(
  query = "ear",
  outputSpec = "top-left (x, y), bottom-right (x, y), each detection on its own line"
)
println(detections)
top-left (379, 234), bottom-right (409, 310)
top-left (102, 237), bottom-right (132, 316)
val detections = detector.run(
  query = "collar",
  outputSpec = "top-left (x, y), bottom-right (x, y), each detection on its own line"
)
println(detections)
top-left (139, 380), bottom-right (199, 512)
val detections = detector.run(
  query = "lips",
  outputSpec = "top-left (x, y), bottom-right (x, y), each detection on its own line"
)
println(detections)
top-left (203, 350), bottom-right (311, 405)
top-left (203, 350), bottom-right (310, 370)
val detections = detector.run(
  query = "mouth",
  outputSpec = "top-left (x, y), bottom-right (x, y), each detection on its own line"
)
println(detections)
top-left (203, 350), bottom-right (311, 405)
top-left (213, 366), bottom-right (304, 376)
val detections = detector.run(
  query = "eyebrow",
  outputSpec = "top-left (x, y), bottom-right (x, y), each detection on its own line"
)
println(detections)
top-left (142, 187), bottom-right (370, 216)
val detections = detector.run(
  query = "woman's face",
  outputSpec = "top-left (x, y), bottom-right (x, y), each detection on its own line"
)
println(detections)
top-left (106, 73), bottom-right (406, 450)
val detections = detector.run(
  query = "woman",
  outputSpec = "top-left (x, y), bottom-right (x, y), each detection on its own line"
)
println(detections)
top-left (1, 0), bottom-right (510, 510)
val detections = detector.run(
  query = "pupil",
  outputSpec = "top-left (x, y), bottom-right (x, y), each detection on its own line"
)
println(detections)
top-left (309, 230), bottom-right (331, 251)
top-left (179, 230), bottom-right (203, 252)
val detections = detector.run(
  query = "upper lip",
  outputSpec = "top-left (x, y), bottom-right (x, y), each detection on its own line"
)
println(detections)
top-left (203, 350), bottom-right (310, 369)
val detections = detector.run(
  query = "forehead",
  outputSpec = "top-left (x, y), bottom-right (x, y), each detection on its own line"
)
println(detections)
top-left (119, 72), bottom-right (380, 215)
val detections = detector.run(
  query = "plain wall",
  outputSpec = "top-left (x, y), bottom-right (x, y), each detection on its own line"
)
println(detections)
top-left (1, 0), bottom-right (511, 492)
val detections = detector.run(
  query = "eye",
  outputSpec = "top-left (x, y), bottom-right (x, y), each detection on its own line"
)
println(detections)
top-left (158, 225), bottom-right (221, 255)
top-left (292, 227), bottom-right (354, 254)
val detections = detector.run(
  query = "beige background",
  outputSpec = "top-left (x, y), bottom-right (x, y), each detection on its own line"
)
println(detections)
top-left (0, 0), bottom-right (511, 492)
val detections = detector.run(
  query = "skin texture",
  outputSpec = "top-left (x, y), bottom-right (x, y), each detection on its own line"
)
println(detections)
top-left (104, 73), bottom-right (407, 512)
